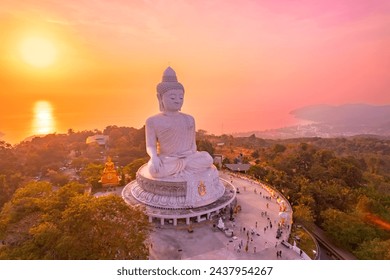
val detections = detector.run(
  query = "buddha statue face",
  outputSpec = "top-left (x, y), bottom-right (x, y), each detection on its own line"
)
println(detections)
top-left (160, 89), bottom-right (184, 112)
top-left (156, 67), bottom-right (185, 112)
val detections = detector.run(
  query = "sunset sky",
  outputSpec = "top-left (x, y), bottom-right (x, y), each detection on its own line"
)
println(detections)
top-left (1, 0), bottom-right (389, 144)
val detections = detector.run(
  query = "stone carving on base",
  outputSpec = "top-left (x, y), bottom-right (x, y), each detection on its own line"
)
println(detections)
top-left (198, 181), bottom-right (206, 196)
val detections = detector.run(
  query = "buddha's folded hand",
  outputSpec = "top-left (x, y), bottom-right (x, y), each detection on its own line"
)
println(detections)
top-left (150, 156), bottom-right (163, 174)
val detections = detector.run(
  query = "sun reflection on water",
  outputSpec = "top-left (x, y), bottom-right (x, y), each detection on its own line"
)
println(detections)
top-left (32, 101), bottom-right (56, 135)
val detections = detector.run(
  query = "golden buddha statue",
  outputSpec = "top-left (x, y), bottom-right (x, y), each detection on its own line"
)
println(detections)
top-left (100, 156), bottom-right (120, 187)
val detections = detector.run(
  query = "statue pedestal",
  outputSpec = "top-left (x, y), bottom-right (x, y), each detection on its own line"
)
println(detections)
top-left (131, 164), bottom-right (225, 209)
top-left (122, 171), bottom-right (236, 226)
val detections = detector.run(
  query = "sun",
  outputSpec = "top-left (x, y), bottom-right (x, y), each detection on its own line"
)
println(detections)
top-left (19, 36), bottom-right (57, 68)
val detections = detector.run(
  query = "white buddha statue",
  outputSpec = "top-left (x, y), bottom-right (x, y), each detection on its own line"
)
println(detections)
top-left (128, 67), bottom-right (225, 209)
top-left (145, 67), bottom-right (213, 179)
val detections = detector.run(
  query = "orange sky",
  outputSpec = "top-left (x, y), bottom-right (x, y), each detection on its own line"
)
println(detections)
top-left (1, 0), bottom-right (390, 144)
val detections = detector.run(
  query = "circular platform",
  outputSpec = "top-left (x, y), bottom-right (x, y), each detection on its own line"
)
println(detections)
top-left (122, 178), bottom-right (236, 225)
top-left (129, 164), bottom-right (226, 209)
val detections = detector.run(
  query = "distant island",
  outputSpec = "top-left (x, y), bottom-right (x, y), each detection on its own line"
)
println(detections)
top-left (235, 104), bottom-right (390, 139)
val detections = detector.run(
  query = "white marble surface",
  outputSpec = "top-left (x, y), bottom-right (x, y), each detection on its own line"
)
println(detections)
top-left (136, 67), bottom-right (224, 209)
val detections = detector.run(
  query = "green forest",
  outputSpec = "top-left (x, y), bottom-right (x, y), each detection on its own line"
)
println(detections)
top-left (0, 126), bottom-right (150, 259)
top-left (1, 126), bottom-right (389, 259)
top-left (215, 134), bottom-right (390, 259)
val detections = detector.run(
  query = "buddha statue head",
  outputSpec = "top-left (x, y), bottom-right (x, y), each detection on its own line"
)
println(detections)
top-left (156, 67), bottom-right (185, 112)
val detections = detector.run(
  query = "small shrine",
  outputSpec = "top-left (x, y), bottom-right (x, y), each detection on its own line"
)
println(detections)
top-left (100, 156), bottom-right (120, 187)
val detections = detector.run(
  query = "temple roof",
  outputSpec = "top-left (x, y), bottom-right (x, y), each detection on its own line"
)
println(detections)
top-left (224, 163), bottom-right (251, 172)
top-left (86, 134), bottom-right (108, 145)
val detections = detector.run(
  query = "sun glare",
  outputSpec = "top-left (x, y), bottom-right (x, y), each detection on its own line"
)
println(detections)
top-left (19, 36), bottom-right (57, 68)
top-left (32, 101), bottom-right (56, 135)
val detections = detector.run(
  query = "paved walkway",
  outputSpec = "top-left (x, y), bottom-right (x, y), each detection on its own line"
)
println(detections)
top-left (148, 172), bottom-right (304, 260)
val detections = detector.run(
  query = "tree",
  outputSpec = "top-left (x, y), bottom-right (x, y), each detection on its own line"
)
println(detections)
top-left (321, 208), bottom-right (377, 251)
top-left (196, 139), bottom-right (215, 156)
top-left (222, 157), bottom-right (231, 165)
top-left (196, 129), bottom-right (208, 140)
top-left (70, 157), bottom-right (90, 170)
top-left (2, 181), bottom-right (52, 224)
top-left (273, 144), bottom-right (286, 154)
top-left (248, 165), bottom-right (268, 179)
top-left (51, 195), bottom-right (150, 259)
top-left (0, 175), bottom-right (11, 207)
top-left (328, 158), bottom-right (363, 188)
top-left (80, 163), bottom-right (104, 190)
top-left (293, 204), bottom-right (315, 226)
top-left (46, 170), bottom-right (70, 187)
top-left (0, 172), bottom-right (25, 209)
top-left (123, 158), bottom-right (148, 181)
top-left (251, 150), bottom-right (260, 159)
top-left (353, 238), bottom-right (390, 260)
top-left (241, 156), bottom-right (250, 164)
top-left (0, 182), bottom-right (150, 259)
